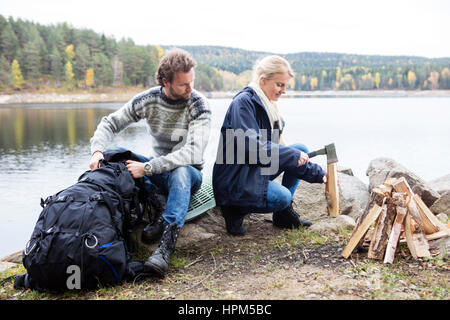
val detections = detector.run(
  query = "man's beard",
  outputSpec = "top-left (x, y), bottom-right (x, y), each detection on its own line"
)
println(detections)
top-left (167, 85), bottom-right (190, 101)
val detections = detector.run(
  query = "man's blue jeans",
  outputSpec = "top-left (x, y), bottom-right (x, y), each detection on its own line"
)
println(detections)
top-left (109, 148), bottom-right (202, 228)
top-left (249, 143), bottom-right (309, 214)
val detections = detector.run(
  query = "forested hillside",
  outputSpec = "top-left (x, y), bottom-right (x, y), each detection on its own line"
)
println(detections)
top-left (1, 15), bottom-right (449, 93)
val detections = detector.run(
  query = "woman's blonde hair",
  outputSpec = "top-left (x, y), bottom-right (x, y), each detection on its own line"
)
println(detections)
top-left (252, 55), bottom-right (294, 82)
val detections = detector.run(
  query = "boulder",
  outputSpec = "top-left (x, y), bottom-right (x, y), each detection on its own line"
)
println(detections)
top-left (292, 171), bottom-right (368, 222)
top-left (430, 191), bottom-right (450, 215)
top-left (428, 174), bottom-right (450, 195)
top-left (436, 213), bottom-right (449, 224)
top-left (366, 157), bottom-right (441, 207)
top-left (337, 172), bottom-right (369, 220)
top-left (309, 215), bottom-right (356, 234)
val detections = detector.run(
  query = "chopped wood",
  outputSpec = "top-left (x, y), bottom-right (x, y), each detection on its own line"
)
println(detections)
top-left (383, 177), bottom-right (398, 187)
top-left (384, 205), bottom-right (408, 264)
top-left (367, 198), bottom-right (396, 260)
top-left (413, 194), bottom-right (443, 234)
top-left (326, 163), bottom-right (340, 217)
top-left (354, 190), bottom-right (386, 250)
top-left (404, 213), bottom-right (431, 259)
top-left (343, 176), bottom-right (447, 264)
top-left (392, 177), bottom-right (413, 196)
top-left (342, 204), bottom-right (383, 259)
top-left (425, 230), bottom-right (450, 241)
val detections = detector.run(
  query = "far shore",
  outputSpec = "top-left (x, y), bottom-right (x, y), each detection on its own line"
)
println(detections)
top-left (0, 89), bottom-right (450, 105)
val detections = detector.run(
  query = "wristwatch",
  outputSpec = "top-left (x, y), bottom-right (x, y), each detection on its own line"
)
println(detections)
top-left (144, 162), bottom-right (153, 176)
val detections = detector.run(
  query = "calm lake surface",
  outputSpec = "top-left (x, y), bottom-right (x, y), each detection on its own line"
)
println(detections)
top-left (1, 97), bottom-right (450, 257)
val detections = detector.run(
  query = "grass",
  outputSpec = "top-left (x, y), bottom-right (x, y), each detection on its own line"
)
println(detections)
top-left (0, 223), bottom-right (448, 300)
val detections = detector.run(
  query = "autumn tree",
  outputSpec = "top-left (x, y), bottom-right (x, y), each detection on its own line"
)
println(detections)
top-left (11, 59), bottom-right (24, 90)
top-left (310, 77), bottom-right (318, 90)
top-left (441, 67), bottom-right (450, 89)
top-left (428, 71), bottom-right (439, 90)
top-left (407, 70), bottom-right (417, 89)
top-left (65, 60), bottom-right (75, 90)
top-left (85, 68), bottom-right (94, 88)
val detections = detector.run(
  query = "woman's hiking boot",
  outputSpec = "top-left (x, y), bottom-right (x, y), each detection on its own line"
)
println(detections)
top-left (272, 202), bottom-right (312, 229)
top-left (141, 216), bottom-right (165, 243)
top-left (144, 222), bottom-right (180, 277)
top-left (221, 206), bottom-right (247, 236)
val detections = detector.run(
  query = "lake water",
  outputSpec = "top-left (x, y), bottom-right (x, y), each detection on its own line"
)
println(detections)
top-left (1, 96), bottom-right (450, 258)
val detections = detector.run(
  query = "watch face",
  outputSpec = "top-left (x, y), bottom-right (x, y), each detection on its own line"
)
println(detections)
top-left (144, 163), bottom-right (152, 174)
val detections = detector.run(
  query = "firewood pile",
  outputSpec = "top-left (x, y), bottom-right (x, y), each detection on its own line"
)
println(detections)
top-left (342, 177), bottom-right (449, 263)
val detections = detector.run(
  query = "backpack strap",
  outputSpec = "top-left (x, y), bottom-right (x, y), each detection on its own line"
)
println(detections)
top-left (100, 191), bottom-right (124, 239)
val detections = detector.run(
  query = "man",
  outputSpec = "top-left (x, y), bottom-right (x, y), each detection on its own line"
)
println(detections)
top-left (89, 49), bottom-right (211, 277)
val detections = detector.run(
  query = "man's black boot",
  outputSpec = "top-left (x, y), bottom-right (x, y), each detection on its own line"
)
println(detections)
top-left (144, 222), bottom-right (180, 277)
top-left (273, 202), bottom-right (312, 229)
top-left (141, 216), bottom-right (165, 243)
top-left (221, 206), bottom-right (247, 236)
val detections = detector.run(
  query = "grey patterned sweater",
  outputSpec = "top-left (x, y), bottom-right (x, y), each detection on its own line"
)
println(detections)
top-left (90, 86), bottom-right (211, 175)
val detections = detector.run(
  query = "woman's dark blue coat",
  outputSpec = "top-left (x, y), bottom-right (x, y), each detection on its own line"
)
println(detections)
top-left (212, 87), bottom-right (325, 209)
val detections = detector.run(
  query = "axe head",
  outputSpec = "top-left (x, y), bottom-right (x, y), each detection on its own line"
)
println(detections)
top-left (325, 143), bottom-right (338, 164)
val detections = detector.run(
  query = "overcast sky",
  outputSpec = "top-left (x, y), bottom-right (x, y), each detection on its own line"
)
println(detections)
top-left (1, 0), bottom-right (449, 58)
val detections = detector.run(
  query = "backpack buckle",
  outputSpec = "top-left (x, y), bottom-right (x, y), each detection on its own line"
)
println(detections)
top-left (84, 234), bottom-right (98, 249)
top-left (24, 240), bottom-right (37, 256)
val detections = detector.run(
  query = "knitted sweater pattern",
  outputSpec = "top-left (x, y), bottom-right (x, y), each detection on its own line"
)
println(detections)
top-left (90, 86), bottom-right (211, 174)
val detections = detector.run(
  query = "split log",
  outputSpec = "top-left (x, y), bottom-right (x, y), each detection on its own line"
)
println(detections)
top-left (413, 194), bottom-right (446, 234)
top-left (342, 203), bottom-right (384, 259)
top-left (425, 230), bottom-right (450, 241)
top-left (404, 213), bottom-right (431, 259)
top-left (326, 163), bottom-right (340, 217)
top-left (383, 177), bottom-right (398, 188)
top-left (367, 197), bottom-right (396, 260)
top-left (354, 189), bottom-right (386, 250)
top-left (392, 177), bottom-right (413, 196)
top-left (393, 178), bottom-right (443, 234)
top-left (384, 194), bottom-right (409, 264)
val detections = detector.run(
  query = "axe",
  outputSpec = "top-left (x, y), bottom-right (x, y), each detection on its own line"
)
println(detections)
top-left (307, 143), bottom-right (340, 217)
top-left (307, 143), bottom-right (338, 164)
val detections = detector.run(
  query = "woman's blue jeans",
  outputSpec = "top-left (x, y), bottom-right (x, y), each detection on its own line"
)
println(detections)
top-left (250, 143), bottom-right (309, 214)
top-left (109, 148), bottom-right (202, 228)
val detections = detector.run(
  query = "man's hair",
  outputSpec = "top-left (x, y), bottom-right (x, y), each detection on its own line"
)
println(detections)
top-left (156, 49), bottom-right (196, 86)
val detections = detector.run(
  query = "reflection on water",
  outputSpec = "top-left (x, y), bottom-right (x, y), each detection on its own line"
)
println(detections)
top-left (0, 106), bottom-right (109, 152)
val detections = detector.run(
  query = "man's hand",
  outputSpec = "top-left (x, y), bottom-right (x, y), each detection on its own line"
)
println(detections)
top-left (126, 160), bottom-right (145, 179)
top-left (296, 151), bottom-right (310, 167)
top-left (89, 151), bottom-right (104, 170)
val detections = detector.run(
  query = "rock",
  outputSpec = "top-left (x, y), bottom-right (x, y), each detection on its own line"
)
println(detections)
top-left (0, 250), bottom-right (22, 264)
top-left (292, 171), bottom-right (368, 222)
top-left (428, 174), bottom-right (450, 195)
top-left (293, 180), bottom-right (329, 221)
top-left (366, 157), bottom-right (440, 207)
top-left (436, 213), bottom-right (449, 224)
top-left (309, 215), bottom-right (356, 234)
top-left (337, 172), bottom-right (369, 220)
top-left (430, 191), bottom-right (450, 215)
top-left (338, 166), bottom-right (354, 176)
top-left (0, 261), bottom-right (19, 273)
top-left (177, 223), bottom-right (216, 247)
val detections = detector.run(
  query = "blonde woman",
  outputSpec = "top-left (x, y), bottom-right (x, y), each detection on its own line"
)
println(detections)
top-left (213, 55), bottom-right (326, 235)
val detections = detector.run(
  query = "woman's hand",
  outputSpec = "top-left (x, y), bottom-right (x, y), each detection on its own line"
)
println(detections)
top-left (126, 160), bottom-right (145, 178)
top-left (296, 151), bottom-right (309, 167)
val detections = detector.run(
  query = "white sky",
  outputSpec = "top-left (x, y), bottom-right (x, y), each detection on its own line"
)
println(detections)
top-left (1, 0), bottom-right (449, 58)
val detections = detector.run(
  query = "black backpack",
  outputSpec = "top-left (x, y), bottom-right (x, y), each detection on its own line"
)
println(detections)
top-left (17, 154), bottom-right (147, 291)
